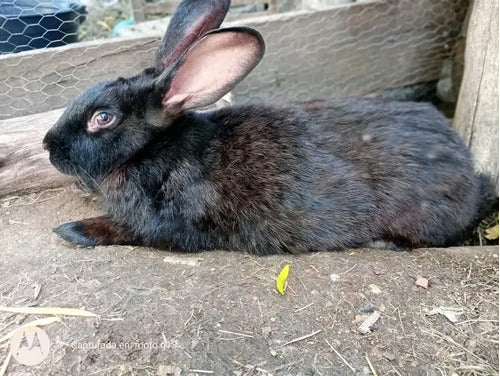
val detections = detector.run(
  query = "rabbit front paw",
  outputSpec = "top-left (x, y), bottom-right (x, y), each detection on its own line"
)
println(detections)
top-left (53, 221), bottom-right (98, 247)
top-left (53, 216), bottom-right (137, 247)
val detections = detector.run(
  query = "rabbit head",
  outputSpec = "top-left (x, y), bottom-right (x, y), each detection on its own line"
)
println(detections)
top-left (43, 0), bottom-right (265, 184)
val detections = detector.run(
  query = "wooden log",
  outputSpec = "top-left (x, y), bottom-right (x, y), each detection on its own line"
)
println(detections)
top-left (0, 0), bottom-right (468, 120)
top-left (0, 109), bottom-right (75, 198)
top-left (453, 0), bottom-right (498, 190)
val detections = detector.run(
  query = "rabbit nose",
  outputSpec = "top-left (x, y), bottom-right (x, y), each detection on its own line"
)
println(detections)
top-left (42, 133), bottom-right (51, 151)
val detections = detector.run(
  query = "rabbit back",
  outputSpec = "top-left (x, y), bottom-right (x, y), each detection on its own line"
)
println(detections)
top-left (303, 97), bottom-right (481, 246)
top-left (204, 98), bottom-right (481, 250)
top-left (97, 98), bottom-right (481, 254)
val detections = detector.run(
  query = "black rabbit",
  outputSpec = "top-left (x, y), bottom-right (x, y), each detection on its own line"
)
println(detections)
top-left (43, 0), bottom-right (489, 254)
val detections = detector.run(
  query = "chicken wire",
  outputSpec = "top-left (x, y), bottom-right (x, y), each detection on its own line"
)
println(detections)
top-left (0, 0), bottom-right (86, 54)
top-left (131, 0), bottom-right (277, 22)
top-left (0, 0), bottom-right (468, 120)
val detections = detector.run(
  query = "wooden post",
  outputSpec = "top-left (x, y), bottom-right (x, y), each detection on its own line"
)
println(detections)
top-left (130, 0), bottom-right (146, 22)
top-left (267, 0), bottom-right (278, 13)
top-left (454, 0), bottom-right (499, 190)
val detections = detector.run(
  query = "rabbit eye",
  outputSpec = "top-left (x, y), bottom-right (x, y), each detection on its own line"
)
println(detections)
top-left (97, 112), bottom-right (112, 125)
top-left (88, 111), bottom-right (116, 132)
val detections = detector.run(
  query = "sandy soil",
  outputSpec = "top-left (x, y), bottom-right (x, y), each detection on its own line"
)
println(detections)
top-left (0, 187), bottom-right (498, 375)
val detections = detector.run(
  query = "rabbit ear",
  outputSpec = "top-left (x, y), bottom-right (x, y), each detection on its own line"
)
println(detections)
top-left (153, 0), bottom-right (231, 73)
top-left (158, 27), bottom-right (265, 114)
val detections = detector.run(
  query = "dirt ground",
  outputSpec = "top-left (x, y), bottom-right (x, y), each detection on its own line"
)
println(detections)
top-left (0, 187), bottom-right (498, 376)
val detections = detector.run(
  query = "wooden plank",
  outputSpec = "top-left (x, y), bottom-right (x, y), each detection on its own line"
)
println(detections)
top-left (0, 0), bottom-right (468, 120)
top-left (454, 0), bottom-right (498, 191)
top-left (0, 109), bottom-right (75, 197)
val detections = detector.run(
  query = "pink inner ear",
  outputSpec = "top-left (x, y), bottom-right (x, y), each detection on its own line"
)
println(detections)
top-left (154, 0), bottom-right (230, 73)
top-left (160, 18), bottom-right (212, 68)
top-left (162, 31), bottom-right (262, 111)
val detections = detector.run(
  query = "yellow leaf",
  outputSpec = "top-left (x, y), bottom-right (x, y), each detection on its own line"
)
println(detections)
top-left (276, 264), bottom-right (291, 295)
top-left (484, 224), bottom-right (499, 240)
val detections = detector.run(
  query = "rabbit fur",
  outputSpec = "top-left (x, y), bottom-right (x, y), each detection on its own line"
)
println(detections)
top-left (43, 0), bottom-right (491, 254)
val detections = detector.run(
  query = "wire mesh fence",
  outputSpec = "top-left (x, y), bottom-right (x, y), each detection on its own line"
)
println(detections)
top-left (0, 0), bottom-right (86, 54)
top-left (131, 0), bottom-right (277, 22)
top-left (1, 0), bottom-right (468, 120)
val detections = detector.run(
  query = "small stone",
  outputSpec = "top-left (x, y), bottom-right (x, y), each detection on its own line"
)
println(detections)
top-left (353, 314), bottom-right (370, 324)
top-left (383, 352), bottom-right (396, 361)
top-left (357, 311), bottom-right (381, 334)
top-left (158, 365), bottom-right (181, 376)
top-left (80, 279), bottom-right (102, 290)
top-left (191, 339), bottom-right (200, 350)
top-left (415, 276), bottom-right (429, 289)
top-left (368, 284), bottom-right (382, 294)
top-left (371, 346), bottom-right (384, 358)
top-left (358, 306), bottom-right (375, 314)
top-left (330, 273), bottom-right (340, 282)
top-left (261, 326), bottom-right (272, 338)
